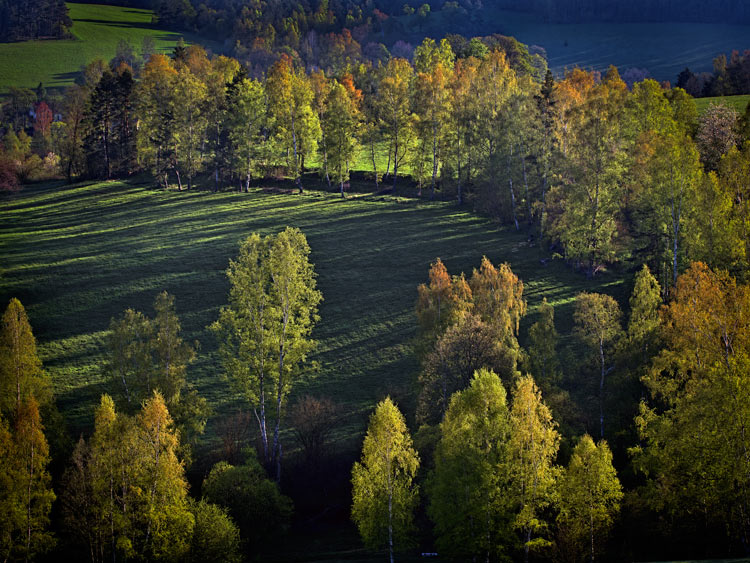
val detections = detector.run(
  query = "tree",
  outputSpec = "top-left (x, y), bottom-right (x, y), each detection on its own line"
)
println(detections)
top-left (557, 436), bottom-right (622, 563)
top-left (636, 130), bottom-right (701, 286)
top-left (633, 263), bottom-right (750, 546)
top-left (417, 313), bottom-right (517, 425)
top-left (415, 258), bottom-right (472, 350)
top-left (186, 500), bottom-right (241, 563)
top-left (526, 298), bottom-right (561, 389)
top-left (84, 68), bottom-right (135, 179)
top-left (62, 393), bottom-right (194, 562)
top-left (0, 399), bottom-right (55, 562)
top-left (351, 398), bottom-right (419, 563)
top-left (202, 456), bottom-right (292, 555)
top-left (290, 395), bottom-right (338, 470)
top-left (469, 256), bottom-right (527, 339)
top-left (626, 265), bottom-right (661, 365)
top-left (574, 293), bottom-right (623, 438)
top-left (428, 369), bottom-right (513, 561)
top-left (172, 66), bottom-right (207, 190)
top-left (377, 58), bottom-right (414, 191)
top-left (696, 103), bottom-right (739, 171)
top-left (228, 77), bottom-right (273, 193)
top-left (323, 80), bottom-right (360, 197)
top-left (136, 54), bottom-right (178, 189)
top-left (266, 55), bottom-right (320, 193)
top-left (212, 228), bottom-right (322, 481)
top-left (107, 292), bottom-right (206, 452)
top-left (548, 77), bottom-right (628, 276)
top-left (0, 298), bottom-right (50, 419)
top-left (413, 38), bottom-right (454, 198)
top-left (509, 375), bottom-right (560, 561)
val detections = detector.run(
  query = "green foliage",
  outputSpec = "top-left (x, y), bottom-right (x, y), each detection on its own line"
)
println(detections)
top-left (633, 262), bottom-right (750, 544)
top-left (186, 500), bottom-right (241, 563)
top-left (509, 375), bottom-right (560, 558)
top-left (526, 298), bottom-right (561, 388)
top-left (61, 392), bottom-right (194, 562)
top-left (351, 398), bottom-right (419, 559)
top-left (0, 298), bottom-right (51, 419)
top-left (212, 227), bottom-right (322, 477)
top-left (574, 292), bottom-right (624, 439)
top-left (107, 291), bottom-right (207, 459)
top-left (428, 369), bottom-right (512, 560)
top-left (557, 435), bottom-right (622, 563)
top-left (202, 456), bottom-right (292, 555)
top-left (0, 399), bottom-right (56, 562)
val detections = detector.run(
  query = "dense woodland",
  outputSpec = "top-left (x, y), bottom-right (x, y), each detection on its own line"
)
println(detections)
top-left (0, 0), bottom-right (72, 41)
top-left (4, 11), bottom-right (750, 563)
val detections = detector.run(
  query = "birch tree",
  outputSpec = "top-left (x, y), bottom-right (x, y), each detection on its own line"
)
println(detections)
top-left (213, 228), bottom-right (321, 481)
top-left (574, 293), bottom-right (623, 439)
top-left (352, 398), bottom-right (419, 563)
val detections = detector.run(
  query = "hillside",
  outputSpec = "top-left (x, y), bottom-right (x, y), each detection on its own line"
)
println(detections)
top-left (0, 2), bottom-right (217, 93)
top-left (0, 179), bottom-right (622, 444)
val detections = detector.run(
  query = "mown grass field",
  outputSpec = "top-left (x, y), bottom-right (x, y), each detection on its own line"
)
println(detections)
top-left (0, 3), bottom-right (219, 93)
top-left (694, 94), bottom-right (750, 114)
top-left (0, 178), bottom-right (624, 447)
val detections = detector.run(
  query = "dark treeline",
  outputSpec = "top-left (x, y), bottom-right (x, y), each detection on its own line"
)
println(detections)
top-left (677, 50), bottom-right (750, 97)
top-left (491, 0), bottom-right (750, 24)
top-left (0, 0), bottom-right (72, 42)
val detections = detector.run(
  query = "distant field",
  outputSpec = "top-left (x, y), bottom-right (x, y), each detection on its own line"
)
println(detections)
top-left (396, 8), bottom-right (750, 83)
top-left (694, 94), bottom-right (750, 114)
top-left (0, 179), bottom-right (622, 445)
top-left (0, 3), bottom-right (221, 93)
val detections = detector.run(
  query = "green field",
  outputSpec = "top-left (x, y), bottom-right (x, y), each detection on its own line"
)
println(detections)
top-left (0, 179), bottom-right (622, 445)
top-left (395, 7), bottom-right (750, 83)
top-left (0, 3), bottom-right (218, 93)
top-left (694, 94), bottom-right (750, 114)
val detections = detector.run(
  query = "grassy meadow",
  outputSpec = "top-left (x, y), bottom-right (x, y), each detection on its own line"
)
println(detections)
top-left (694, 94), bottom-right (750, 114)
top-left (0, 3), bottom-right (220, 93)
top-left (0, 178), bottom-right (623, 448)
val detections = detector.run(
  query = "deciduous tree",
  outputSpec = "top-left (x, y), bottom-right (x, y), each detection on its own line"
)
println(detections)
top-left (428, 369), bottom-right (513, 561)
top-left (574, 293), bottom-right (623, 438)
top-left (351, 398), bottom-right (419, 563)
top-left (557, 435), bottom-right (622, 563)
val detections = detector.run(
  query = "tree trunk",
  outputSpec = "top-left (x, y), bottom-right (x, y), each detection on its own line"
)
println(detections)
top-left (508, 149), bottom-right (519, 231)
top-left (599, 336), bottom-right (605, 439)
top-left (431, 121), bottom-right (438, 200)
top-left (370, 138), bottom-right (379, 189)
top-left (175, 169), bottom-right (183, 191)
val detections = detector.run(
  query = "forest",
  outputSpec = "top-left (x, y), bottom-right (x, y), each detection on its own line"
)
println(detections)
top-left (3, 1), bottom-right (750, 561)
